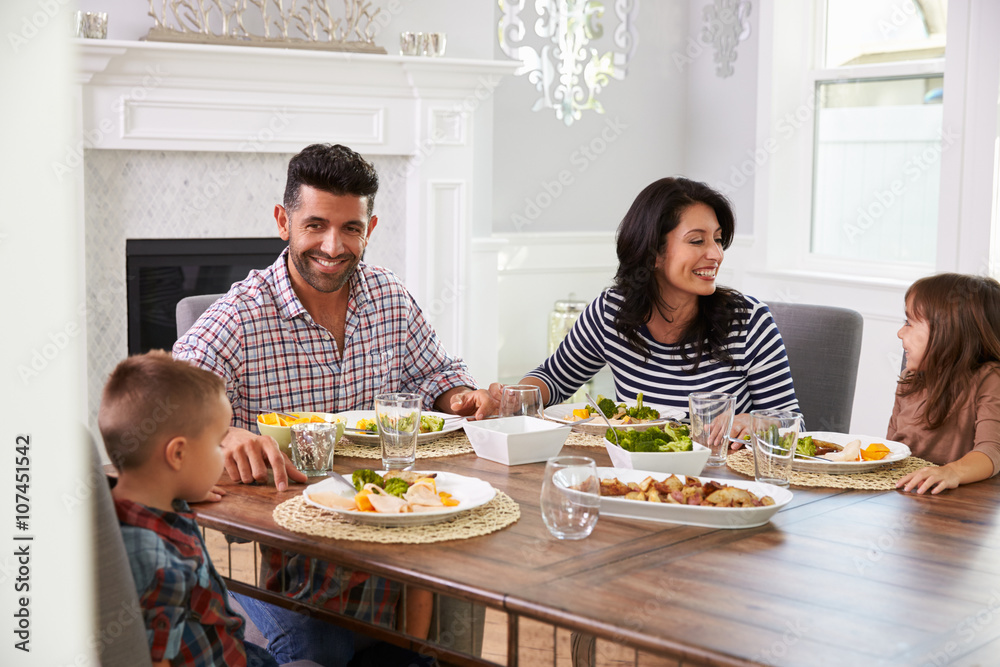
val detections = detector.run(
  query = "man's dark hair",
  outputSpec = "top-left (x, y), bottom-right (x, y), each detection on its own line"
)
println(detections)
top-left (283, 143), bottom-right (379, 218)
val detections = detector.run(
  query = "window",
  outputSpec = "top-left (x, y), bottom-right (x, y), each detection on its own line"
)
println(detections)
top-left (810, 0), bottom-right (947, 268)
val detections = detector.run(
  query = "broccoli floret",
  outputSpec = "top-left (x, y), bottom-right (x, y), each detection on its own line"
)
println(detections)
top-left (596, 396), bottom-right (617, 418)
top-left (383, 477), bottom-right (410, 498)
top-left (420, 415), bottom-right (445, 433)
top-left (795, 435), bottom-right (815, 457)
top-left (627, 393), bottom-right (661, 421)
top-left (661, 435), bottom-right (692, 452)
top-left (352, 469), bottom-right (384, 492)
top-left (660, 422), bottom-right (690, 443)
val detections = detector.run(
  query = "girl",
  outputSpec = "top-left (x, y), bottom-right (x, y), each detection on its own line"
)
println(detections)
top-left (894, 273), bottom-right (1000, 494)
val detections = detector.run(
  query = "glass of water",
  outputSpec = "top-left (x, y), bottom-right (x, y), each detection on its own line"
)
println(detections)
top-left (375, 393), bottom-right (421, 470)
top-left (540, 456), bottom-right (600, 540)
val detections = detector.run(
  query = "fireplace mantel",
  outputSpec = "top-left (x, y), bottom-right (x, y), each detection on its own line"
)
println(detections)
top-left (77, 40), bottom-right (514, 419)
top-left (77, 39), bottom-right (517, 155)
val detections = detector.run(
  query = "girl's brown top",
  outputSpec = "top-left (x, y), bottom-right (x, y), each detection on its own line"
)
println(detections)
top-left (888, 362), bottom-right (1000, 475)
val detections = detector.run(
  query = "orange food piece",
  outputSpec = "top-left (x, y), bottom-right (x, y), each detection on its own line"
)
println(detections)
top-left (308, 414), bottom-right (327, 423)
top-left (861, 443), bottom-right (891, 461)
top-left (572, 408), bottom-right (590, 420)
top-left (355, 490), bottom-right (374, 512)
top-left (440, 492), bottom-right (459, 507)
top-left (259, 413), bottom-right (279, 426)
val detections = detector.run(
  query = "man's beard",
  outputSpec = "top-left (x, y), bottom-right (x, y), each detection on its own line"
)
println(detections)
top-left (289, 249), bottom-right (360, 293)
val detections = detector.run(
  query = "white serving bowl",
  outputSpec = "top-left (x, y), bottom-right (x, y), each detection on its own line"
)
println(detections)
top-left (604, 436), bottom-right (711, 476)
top-left (464, 416), bottom-right (570, 465)
top-left (256, 412), bottom-right (343, 457)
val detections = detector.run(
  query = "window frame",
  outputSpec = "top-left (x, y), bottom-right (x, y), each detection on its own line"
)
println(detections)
top-left (756, 0), bottom-right (999, 284)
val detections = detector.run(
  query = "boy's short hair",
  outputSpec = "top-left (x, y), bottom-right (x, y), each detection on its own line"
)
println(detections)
top-left (98, 350), bottom-right (226, 471)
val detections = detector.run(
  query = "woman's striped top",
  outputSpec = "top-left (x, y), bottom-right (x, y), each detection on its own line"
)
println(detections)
top-left (526, 289), bottom-right (799, 418)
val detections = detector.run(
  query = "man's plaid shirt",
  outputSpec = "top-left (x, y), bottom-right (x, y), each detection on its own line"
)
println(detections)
top-left (173, 249), bottom-right (476, 626)
top-left (115, 497), bottom-right (276, 667)
top-left (174, 248), bottom-right (476, 432)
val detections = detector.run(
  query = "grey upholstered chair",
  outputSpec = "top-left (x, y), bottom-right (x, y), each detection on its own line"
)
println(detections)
top-left (92, 436), bottom-right (153, 667)
top-left (175, 293), bottom-right (225, 338)
top-left (768, 302), bottom-right (864, 433)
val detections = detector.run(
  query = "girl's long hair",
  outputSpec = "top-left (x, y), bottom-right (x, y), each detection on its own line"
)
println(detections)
top-left (611, 177), bottom-right (744, 369)
top-left (899, 273), bottom-right (1000, 429)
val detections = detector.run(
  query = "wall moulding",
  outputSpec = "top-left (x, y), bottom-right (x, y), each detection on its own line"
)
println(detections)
top-left (76, 38), bottom-right (518, 154)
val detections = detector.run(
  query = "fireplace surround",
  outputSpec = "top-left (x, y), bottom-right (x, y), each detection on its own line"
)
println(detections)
top-left (78, 39), bottom-right (516, 429)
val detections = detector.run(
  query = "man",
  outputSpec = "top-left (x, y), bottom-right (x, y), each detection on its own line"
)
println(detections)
top-left (174, 143), bottom-right (492, 666)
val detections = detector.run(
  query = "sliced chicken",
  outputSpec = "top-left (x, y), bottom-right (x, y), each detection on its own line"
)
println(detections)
top-left (821, 438), bottom-right (862, 462)
top-left (364, 484), bottom-right (411, 513)
top-left (309, 491), bottom-right (358, 510)
top-left (404, 479), bottom-right (446, 507)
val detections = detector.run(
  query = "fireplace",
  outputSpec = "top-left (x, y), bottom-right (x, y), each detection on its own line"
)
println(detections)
top-left (126, 238), bottom-right (287, 353)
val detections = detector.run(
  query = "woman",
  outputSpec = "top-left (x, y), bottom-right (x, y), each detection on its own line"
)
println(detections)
top-left (493, 177), bottom-right (799, 438)
top-left (894, 273), bottom-right (1000, 494)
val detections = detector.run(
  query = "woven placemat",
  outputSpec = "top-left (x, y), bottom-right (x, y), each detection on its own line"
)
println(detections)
top-left (335, 431), bottom-right (474, 460)
top-left (725, 448), bottom-right (936, 490)
top-left (564, 431), bottom-right (608, 448)
top-left (273, 491), bottom-right (520, 544)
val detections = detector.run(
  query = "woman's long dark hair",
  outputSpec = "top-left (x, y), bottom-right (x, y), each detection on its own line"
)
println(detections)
top-left (612, 177), bottom-right (743, 370)
top-left (898, 273), bottom-right (1000, 429)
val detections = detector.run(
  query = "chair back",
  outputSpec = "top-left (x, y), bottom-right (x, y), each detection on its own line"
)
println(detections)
top-left (91, 437), bottom-right (152, 666)
top-left (176, 293), bottom-right (224, 338)
top-left (768, 302), bottom-right (864, 433)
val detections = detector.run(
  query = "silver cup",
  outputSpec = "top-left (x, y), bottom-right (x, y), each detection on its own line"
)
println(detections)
top-left (424, 32), bottom-right (447, 57)
top-left (399, 32), bottom-right (420, 56)
top-left (74, 11), bottom-right (108, 39)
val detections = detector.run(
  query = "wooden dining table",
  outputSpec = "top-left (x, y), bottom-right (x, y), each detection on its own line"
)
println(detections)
top-left (192, 442), bottom-right (1000, 667)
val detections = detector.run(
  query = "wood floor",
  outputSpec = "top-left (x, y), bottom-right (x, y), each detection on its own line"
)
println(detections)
top-left (205, 528), bottom-right (678, 667)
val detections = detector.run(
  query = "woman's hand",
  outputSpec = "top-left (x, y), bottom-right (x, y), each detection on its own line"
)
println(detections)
top-left (896, 465), bottom-right (961, 495)
top-left (728, 413), bottom-right (752, 448)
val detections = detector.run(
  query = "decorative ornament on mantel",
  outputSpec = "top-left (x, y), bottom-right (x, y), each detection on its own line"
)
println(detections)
top-left (702, 0), bottom-right (752, 78)
top-left (144, 0), bottom-right (387, 53)
top-left (498, 0), bottom-right (639, 127)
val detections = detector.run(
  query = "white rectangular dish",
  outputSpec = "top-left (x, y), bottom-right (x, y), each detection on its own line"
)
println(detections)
top-left (596, 467), bottom-right (792, 529)
top-left (464, 416), bottom-right (569, 465)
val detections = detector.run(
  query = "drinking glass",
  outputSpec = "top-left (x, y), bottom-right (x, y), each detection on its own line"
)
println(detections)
top-left (289, 422), bottom-right (338, 477)
top-left (750, 410), bottom-right (804, 487)
top-left (500, 385), bottom-right (543, 418)
top-left (375, 393), bottom-right (422, 470)
top-left (540, 456), bottom-right (600, 540)
top-left (688, 392), bottom-right (736, 467)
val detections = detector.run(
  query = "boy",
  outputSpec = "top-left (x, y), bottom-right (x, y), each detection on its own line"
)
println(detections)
top-left (99, 351), bottom-right (278, 667)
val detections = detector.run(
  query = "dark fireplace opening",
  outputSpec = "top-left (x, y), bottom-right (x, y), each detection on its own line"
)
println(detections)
top-left (126, 238), bottom-right (287, 355)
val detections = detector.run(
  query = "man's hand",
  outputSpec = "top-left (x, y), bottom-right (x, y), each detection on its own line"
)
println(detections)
top-left (438, 387), bottom-right (497, 420)
top-left (222, 427), bottom-right (308, 492)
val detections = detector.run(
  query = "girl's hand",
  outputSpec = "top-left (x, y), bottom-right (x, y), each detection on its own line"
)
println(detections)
top-left (728, 413), bottom-right (752, 448)
top-left (896, 465), bottom-right (961, 494)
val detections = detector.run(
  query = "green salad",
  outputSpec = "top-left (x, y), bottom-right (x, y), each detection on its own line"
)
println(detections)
top-left (607, 423), bottom-right (692, 453)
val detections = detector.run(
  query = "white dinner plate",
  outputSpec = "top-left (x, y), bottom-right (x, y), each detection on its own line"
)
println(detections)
top-left (336, 409), bottom-right (464, 445)
top-left (596, 467), bottom-right (793, 529)
top-left (303, 470), bottom-right (496, 526)
top-left (791, 431), bottom-right (911, 474)
top-left (545, 401), bottom-right (685, 436)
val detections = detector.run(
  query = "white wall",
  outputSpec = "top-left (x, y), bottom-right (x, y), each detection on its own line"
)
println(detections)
top-left (491, 1), bottom-right (689, 235)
